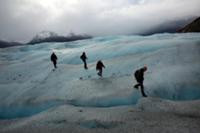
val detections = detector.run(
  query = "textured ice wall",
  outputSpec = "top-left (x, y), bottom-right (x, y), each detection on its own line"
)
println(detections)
top-left (0, 33), bottom-right (200, 119)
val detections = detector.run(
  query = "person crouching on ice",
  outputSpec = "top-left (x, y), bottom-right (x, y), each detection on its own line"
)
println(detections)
top-left (96, 60), bottom-right (105, 77)
top-left (50, 52), bottom-right (58, 69)
top-left (134, 66), bottom-right (148, 97)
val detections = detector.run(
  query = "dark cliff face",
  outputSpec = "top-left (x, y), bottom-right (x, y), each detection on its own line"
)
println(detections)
top-left (178, 17), bottom-right (200, 33)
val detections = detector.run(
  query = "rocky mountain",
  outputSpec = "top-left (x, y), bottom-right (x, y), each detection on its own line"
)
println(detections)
top-left (28, 31), bottom-right (92, 44)
top-left (141, 18), bottom-right (195, 35)
top-left (0, 40), bottom-right (23, 48)
top-left (178, 17), bottom-right (200, 33)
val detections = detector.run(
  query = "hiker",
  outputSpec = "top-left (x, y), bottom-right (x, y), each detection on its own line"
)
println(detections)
top-left (96, 60), bottom-right (105, 77)
top-left (50, 52), bottom-right (58, 69)
top-left (80, 52), bottom-right (88, 69)
top-left (134, 66), bottom-right (148, 97)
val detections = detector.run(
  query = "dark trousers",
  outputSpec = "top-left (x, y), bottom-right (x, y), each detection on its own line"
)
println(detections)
top-left (83, 61), bottom-right (88, 69)
top-left (97, 69), bottom-right (103, 77)
top-left (134, 81), bottom-right (147, 97)
top-left (52, 60), bottom-right (57, 68)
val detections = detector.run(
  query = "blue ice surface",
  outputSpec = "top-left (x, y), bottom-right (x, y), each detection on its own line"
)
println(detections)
top-left (68, 91), bottom-right (141, 107)
top-left (1, 33), bottom-right (200, 119)
top-left (150, 87), bottom-right (200, 101)
top-left (1, 87), bottom-right (200, 120)
top-left (0, 101), bottom-right (63, 119)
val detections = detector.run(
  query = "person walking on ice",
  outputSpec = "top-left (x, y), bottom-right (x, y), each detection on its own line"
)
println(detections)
top-left (96, 60), bottom-right (105, 77)
top-left (80, 52), bottom-right (88, 69)
top-left (50, 52), bottom-right (58, 69)
top-left (134, 66), bottom-right (148, 97)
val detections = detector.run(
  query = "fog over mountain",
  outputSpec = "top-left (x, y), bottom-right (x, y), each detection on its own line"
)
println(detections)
top-left (0, 0), bottom-right (200, 42)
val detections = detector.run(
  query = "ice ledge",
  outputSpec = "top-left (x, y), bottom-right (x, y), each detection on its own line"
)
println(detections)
top-left (136, 97), bottom-right (200, 117)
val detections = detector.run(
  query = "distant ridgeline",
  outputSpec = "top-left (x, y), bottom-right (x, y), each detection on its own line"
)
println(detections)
top-left (28, 31), bottom-right (92, 45)
top-left (0, 40), bottom-right (24, 48)
top-left (1, 17), bottom-right (199, 48)
top-left (0, 32), bottom-right (92, 48)
top-left (178, 17), bottom-right (200, 33)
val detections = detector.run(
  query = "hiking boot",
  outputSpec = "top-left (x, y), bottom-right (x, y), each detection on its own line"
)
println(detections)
top-left (134, 85), bottom-right (139, 89)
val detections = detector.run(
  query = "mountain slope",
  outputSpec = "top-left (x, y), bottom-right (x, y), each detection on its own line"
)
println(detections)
top-left (141, 18), bottom-right (193, 35)
top-left (28, 31), bottom-right (92, 44)
top-left (178, 17), bottom-right (200, 32)
top-left (0, 40), bottom-right (23, 48)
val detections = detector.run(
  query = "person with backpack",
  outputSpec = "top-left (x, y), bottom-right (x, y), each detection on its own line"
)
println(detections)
top-left (80, 52), bottom-right (88, 69)
top-left (50, 52), bottom-right (58, 69)
top-left (96, 60), bottom-right (105, 77)
top-left (134, 66), bottom-right (148, 97)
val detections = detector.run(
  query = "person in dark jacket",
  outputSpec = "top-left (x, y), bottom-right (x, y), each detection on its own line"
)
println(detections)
top-left (80, 52), bottom-right (88, 69)
top-left (50, 52), bottom-right (58, 69)
top-left (96, 60), bottom-right (105, 77)
top-left (134, 66), bottom-right (148, 97)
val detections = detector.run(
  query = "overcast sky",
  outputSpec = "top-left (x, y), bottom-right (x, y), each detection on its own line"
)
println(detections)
top-left (0, 0), bottom-right (199, 42)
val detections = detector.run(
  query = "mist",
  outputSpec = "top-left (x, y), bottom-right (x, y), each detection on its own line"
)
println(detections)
top-left (0, 0), bottom-right (199, 42)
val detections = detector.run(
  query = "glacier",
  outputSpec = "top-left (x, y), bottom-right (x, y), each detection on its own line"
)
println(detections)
top-left (0, 33), bottom-right (200, 132)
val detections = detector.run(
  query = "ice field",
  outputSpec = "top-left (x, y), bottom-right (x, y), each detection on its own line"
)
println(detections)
top-left (0, 33), bottom-right (200, 133)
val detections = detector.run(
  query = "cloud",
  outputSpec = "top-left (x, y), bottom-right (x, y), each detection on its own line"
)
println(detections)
top-left (0, 0), bottom-right (200, 42)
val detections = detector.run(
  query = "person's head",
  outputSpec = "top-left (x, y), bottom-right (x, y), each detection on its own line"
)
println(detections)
top-left (143, 66), bottom-right (147, 72)
top-left (83, 52), bottom-right (85, 55)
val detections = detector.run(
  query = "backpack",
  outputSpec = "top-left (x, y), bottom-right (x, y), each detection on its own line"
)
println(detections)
top-left (134, 70), bottom-right (140, 79)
